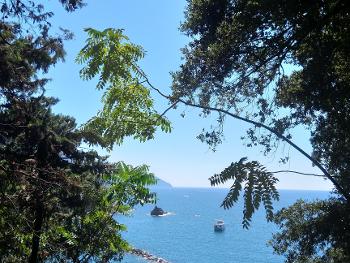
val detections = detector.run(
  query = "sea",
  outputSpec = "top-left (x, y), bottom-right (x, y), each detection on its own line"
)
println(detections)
top-left (119, 188), bottom-right (331, 263)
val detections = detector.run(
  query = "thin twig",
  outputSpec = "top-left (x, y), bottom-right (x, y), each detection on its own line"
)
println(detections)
top-left (270, 170), bottom-right (326, 177)
top-left (160, 101), bottom-right (178, 117)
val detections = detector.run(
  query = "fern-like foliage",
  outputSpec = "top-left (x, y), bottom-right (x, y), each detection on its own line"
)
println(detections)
top-left (209, 157), bottom-right (279, 229)
top-left (76, 28), bottom-right (171, 149)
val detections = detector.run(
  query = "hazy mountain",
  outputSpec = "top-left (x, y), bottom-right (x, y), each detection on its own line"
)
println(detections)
top-left (152, 177), bottom-right (172, 189)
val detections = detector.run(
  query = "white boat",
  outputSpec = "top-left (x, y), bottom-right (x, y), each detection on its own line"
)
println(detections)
top-left (214, 220), bottom-right (225, 232)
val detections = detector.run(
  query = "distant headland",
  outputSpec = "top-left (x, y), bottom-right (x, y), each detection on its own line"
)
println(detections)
top-left (152, 177), bottom-right (172, 189)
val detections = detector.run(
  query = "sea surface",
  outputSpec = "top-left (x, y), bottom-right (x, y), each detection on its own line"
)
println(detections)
top-left (119, 188), bottom-right (330, 263)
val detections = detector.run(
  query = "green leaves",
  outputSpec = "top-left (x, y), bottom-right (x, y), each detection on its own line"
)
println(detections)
top-left (76, 28), bottom-right (145, 89)
top-left (270, 199), bottom-right (350, 263)
top-left (176, 1), bottom-right (350, 260)
top-left (77, 28), bottom-right (171, 149)
top-left (39, 162), bottom-right (156, 262)
top-left (1, 3), bottom-right (166, 262)
top-left (103, 162), bottom-right (157, 209)
top-left (209, 157), bottom-right (279, 229)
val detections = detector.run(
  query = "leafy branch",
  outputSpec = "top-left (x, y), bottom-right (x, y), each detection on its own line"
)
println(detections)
top-left (138, 73), bottom-right (349, 201)
top-left (210, 157), bottom-right (279, 228)
top-left (76, 28), bottom-right (171, 149)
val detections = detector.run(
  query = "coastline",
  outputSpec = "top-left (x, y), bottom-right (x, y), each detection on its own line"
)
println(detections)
top-left (130, 248), bottom-right (170, 263)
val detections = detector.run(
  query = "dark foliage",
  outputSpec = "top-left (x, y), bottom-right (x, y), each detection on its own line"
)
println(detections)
top-left (173, 0), bottom-right (350, 261)
top-left (0, 1), bottom-right (157, 262)
top-left (270, 199), bottom-right (350, 263)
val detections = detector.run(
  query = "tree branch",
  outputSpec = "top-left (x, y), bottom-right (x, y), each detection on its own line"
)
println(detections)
top-left (271, 170), bottom-right (327, 177)
top-left (141, 75), bottom-right (349, 201)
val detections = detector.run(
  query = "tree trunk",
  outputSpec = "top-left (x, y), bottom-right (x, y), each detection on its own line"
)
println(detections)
top-left (29, 134), bottom-right (48, 262)
top-left (28, 197), bottom-right (44, 263)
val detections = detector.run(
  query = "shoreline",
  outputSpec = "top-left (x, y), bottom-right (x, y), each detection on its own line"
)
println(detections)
top-left (130, 248), bottom-right (170, 263)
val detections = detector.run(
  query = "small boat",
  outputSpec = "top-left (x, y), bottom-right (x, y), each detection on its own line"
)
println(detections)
top-left (214, 220), bottom-right (225, 232)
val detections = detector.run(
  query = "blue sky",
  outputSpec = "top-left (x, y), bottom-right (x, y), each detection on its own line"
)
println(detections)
top-left (45, 0), bottom-right (332, 190)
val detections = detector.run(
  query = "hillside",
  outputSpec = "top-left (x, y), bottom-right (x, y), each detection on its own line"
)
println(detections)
top-left (152, 177), bottom-right (172, 189)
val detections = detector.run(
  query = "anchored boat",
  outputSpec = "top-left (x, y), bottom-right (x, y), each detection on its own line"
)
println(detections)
top-left (214, 220), bottom-right (225, 232)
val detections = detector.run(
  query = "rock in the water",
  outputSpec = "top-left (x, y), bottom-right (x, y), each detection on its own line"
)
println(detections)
top-left (150, 206), bottom-right (166, 216)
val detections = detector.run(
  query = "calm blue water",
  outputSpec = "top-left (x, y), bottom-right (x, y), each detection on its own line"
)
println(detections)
top-left (119, 188), bottom-right (330, 263)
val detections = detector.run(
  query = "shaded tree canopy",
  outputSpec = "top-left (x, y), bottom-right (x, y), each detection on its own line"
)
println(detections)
top-left (270, 199), bottom-right (350, 263)
top-left (0, 1), bottom-right (164, 262)
top-left (0, 95), bottom-right (156, 262)
top-left (171, 0), bottom-right (350, 261)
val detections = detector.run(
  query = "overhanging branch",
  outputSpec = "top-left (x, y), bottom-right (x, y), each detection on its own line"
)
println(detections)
top-left (141, 75), bottom-right (349, 201)
top-left (271, 170), bottom-right (326, 177)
